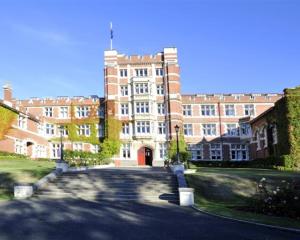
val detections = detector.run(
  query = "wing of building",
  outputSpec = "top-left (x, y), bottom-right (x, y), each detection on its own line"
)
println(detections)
top-left (0, 47), bottom-right (285, 165)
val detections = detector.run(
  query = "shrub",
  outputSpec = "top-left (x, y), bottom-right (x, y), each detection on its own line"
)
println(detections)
top-left (0, 151), bottom-right (28, 159)
top-left (251, 177), bottom-right (300, 219)
top-left (190, 157), bottom-right (281, 169)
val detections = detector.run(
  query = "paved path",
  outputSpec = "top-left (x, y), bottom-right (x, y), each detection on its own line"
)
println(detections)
top-left (0, 168), bottom-right (299, 240)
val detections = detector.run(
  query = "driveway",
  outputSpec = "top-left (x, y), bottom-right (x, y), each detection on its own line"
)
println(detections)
top-left (0, 198), bottom-right (299, 240)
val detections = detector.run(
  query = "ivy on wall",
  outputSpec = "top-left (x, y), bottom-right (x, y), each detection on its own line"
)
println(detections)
top-left (0, 106), bottom-right (17, 140)
top-left (266, 86), bottom-right (300, 169)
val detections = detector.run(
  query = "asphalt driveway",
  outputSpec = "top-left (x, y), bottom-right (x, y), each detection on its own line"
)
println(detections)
top-left (0, 198), bottom-right (299, 240)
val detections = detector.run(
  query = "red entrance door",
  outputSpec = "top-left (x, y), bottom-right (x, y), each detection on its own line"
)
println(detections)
top-left (138, 148), bottom-right (146, 165)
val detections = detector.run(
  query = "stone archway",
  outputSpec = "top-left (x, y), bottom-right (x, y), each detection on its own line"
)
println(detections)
top-left (137, 147), bottom-right (153, 166)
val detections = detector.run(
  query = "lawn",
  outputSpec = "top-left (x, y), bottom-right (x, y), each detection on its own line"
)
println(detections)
top-left (186, 167), bottom-right (300, 229)
top-left (0, 158), bottom-right (55, 200)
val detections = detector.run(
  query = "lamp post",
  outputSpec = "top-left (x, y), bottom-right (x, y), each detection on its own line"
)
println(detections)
top-left (59, 125), bottom-right (64, 163)
top-left (174, 125), bottom-right (180, 164)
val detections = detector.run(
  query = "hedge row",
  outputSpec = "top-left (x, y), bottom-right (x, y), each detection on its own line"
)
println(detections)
top-left (63, 150), bottom-right (112, 167)
top-left (0, 151), bottom-right (28, 159)
top-left (189, 156), bottom-right (289, 169)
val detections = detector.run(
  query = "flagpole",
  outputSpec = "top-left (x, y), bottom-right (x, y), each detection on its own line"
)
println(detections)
top-left (110, 22), bottom-right (113, 50)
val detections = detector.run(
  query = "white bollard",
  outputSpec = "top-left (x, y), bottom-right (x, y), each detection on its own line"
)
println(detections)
top-left (179, 188), bottom-right (194, 206)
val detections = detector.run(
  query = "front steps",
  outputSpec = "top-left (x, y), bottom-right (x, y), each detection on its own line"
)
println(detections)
top-left (34, 168), bottom-right (179, 203)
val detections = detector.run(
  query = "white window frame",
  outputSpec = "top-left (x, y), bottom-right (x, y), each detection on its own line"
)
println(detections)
top-left (183, 105), bottom-right (192, 116)
top-left (44, 107), bottom-right (53, 117)
top-left (136, 121), bottom-right (151, 134)
top-left (120, 103), bottom-right (129, 115)
top-left (122, 122), bottom-right (130, 135)
top-left (77, 124), bottom-right (91, 136)
top-left (158, 122), bottom-right (166, 135)
top-left (122, 143), bottom-right (131, 158)
top-left (155, 68), bottom-right (164, 76)
top-left (230, 144), bottom-right (248, 161)
top-left (159, 143), bottom-right (167, 159)
top-left (226, 123), bottom-right (239, 136)
top-left (135, 68), bottom-right (148, 77)
top-left (135, 83), bottom-right (149, 94)
top-left (120, 85), bottom-right (128, 96)
top-left (202, 124), bottom-right (217, 136)
top-left (210, 144), bottom-right (222, 160)
top-left (224, 104), bottom-right (235, 116)
top-left (156, 84), bottom-right (164, 95)
top-left (120, 69), bottom-right (128, 77)
top-left (201, 105), bottom-right (216, 116)
top-left (76, 106), bottom-right (90, 118)
top-left (189, 144), bottom-right (204, 161)
top-left (59, 106), bottom-right (68, 118)
top-left (244, 104), bottom-right (255, 116)
top-left (18, 115), bottom-right (27, 129)
top-left (136, 102), bottom-right (149, 114)
top-left (157, 103), bottom-right (165, 115)
top-left (183, 124), bottom-right (193, 136)
top-left (45, 123), bottom-right (55, 136)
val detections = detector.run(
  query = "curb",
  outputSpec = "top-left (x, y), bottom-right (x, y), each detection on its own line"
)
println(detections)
top-left (191, 205), bottom-right (300, 234)
top-left (33, 168), bottom-right (63, 190)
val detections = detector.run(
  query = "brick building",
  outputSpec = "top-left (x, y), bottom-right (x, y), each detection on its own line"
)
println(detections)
top-left (0, 47), bottom-right (283, 165)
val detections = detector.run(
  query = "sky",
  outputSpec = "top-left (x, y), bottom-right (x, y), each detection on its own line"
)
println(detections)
top-left (0, 0), bottom-right (299, 99)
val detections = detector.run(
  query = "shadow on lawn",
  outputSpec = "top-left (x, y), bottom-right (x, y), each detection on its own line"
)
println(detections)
top-left (0, 173), bottom-right (15, 199)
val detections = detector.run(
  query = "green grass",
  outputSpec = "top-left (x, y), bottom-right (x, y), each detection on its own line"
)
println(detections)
top-left (0, 158), bottom-right (55, 200)
top-left (186, 167), bottom-right (300, 229)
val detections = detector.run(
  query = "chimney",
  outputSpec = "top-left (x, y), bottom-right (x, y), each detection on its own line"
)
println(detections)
top-left (3, 84), bottom-right (12, 103)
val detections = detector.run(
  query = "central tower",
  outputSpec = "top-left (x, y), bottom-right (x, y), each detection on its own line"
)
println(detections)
top-left (104, 48), bottom-right (182, 167)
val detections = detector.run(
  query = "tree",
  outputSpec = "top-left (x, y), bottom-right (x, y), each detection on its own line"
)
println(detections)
top-left (167, 134), bottom-right (191, 164)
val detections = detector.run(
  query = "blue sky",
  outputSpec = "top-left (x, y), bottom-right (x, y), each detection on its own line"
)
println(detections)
top-left (0, 0), bottom-right (299, 99)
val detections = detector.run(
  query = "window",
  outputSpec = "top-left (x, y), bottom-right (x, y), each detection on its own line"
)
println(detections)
top-left (189, 144), bottom-right (203, 161)
top-left (120, 86), bottom-right (128, 96)
top-left (76, 106), bottom-right (90, 118)
top-left (121, 103), bottom-right (129, 115)
top-left (244, 104), bottom-right (255, 116)
top-left (201, 105), bottom-right (215, 116)
top-left (202, 124), bottom-right (217, 136)
top-left (35, 145), bottom-right (46, 158)
top-left (159, 143), bottom-right (167, 159)
top-left (210, 144), bottom-right (222, 160)
top-left (122, 143), bottom-right (131, 158)
top-left (38, 124), bottom-right (44, 135)
top-left (157, 84), bottom-right (164, 95)
top-left (15, 139), bottom-right (25, 155)
top-left (59, 125), bottom-right (68, 136)
top-left (253, 130), bottom-right (261, 150)
top-left (231, 144), bottom-right (248, 160)
top-left (18, 115), bottom-right (27, 129)
top-left (91, 144), bottom-right (100, 153)
top-left (135, 83), bottom-right (149, 94)
top-left (45, 124), bottom-right (54, 135)
top-left (122, 123), bottom-right (130, 135)
top-left (73, 143), bottom-right (83, 152)
top-left (44, 107), bottom-right (53, 117)
top-left (184, 124), bottom-right (193, 136)
top-left (120, 69), bottom-right (128, 77)
top-left (157, 103), bottom-right (165, 115)
top-left (240, 123), bottom-right (251, 136)
top-left (158, 122), bottom-right (166, 134)
top-left (97, 124), bottom-right (104, 137)
top-left (136, 102), bottom-right (149, 114)
top-left (183, 105), bottom-right (192, 116)
top-left (260, 127), bottom-right (267, 148)
top-left (225, 105), bottom-right (235, 116)
top-left (226, 124), bottom-right (239, 136)
top-left (136, 121), bottom-right (151, 134)
top-left (51, 143), bottom-right (61, 158)
top-left (60, 107), bottom-right (68, 118)
top-left (135, 68), bottom-right (148, 77)
top-left (271, 125), bottom-right (278, 144)
top-left (78, 124), bottom-right (90, 136)
top-left (156, 68), bottom-right (164, 76)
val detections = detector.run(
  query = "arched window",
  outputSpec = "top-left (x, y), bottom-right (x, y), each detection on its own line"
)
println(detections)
top-left (271, 124), bottom-right (278, 145)
top-left (253, 130), bottom-right (260, 150)
top-left (260, 126), bottom-right (267, 148)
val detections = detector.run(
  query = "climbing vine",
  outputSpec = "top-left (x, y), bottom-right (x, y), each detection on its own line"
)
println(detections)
top-left (0, 106), bottom-right (17, 140)
top-left (266, 86), bottom-right (300, 169)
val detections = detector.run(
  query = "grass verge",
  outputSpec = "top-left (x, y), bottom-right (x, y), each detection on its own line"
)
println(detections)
top-left (0, 158), bottom-right (55, 200)
top-left (186, 167), bottom-right (300, 229)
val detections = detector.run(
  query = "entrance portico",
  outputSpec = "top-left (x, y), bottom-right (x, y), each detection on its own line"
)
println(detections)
top-left (137, 147), bottom-right (153, 166)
